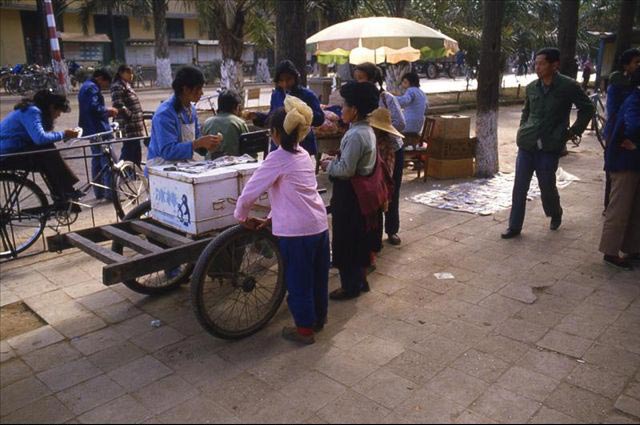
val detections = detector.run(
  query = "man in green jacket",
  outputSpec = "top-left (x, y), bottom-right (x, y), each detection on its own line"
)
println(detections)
top-left (502, 48), bottom-right (594, 239)
top-left (203, 90), bottom-right (250, 157)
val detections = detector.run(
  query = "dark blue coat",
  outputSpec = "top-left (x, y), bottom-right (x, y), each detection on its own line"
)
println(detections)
top-left (257, 86), bottom-right (324, 155)
top-left (605, 87), bottom-right (640, 173)
top-left (78, 79), bottom-right (111, 136)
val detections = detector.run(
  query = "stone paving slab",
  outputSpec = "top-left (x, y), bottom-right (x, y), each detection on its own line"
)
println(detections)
top-left (1, 107), bottom-right (640, 423)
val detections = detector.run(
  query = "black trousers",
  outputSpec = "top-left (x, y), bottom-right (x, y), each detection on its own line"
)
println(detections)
top-left (0, 145), bottom-right (79, 201)
top-left (508, 148), bottom-right (563, 231)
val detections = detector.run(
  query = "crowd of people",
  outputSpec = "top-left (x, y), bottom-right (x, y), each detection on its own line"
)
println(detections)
top-left (0, 46), bottom-right (638, 345)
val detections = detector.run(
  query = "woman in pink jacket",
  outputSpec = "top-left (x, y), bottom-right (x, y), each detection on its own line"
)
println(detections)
top-left (234, 96), bottom-right (330, 345)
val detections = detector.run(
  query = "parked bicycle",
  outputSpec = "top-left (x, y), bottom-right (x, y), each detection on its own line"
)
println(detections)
top-left (589, 89), bottom-right (607, 150)
top-left (0, 127), bottom-right (149, 259)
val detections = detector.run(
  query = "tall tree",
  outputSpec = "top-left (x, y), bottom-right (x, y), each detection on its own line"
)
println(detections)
top-left (475, 0), bottom-right (505, 178)
top-left (79, 0), bottom-right (172, 87)
top-left (151, 0), bottom-right (171, 88)
top-left (196, 1), bottom-right (254, 95)
top-left (275, 0), bottom-right (307, 85)
top-left (558, 0), bottom-right (580, 78)
top-left (361, 0), bottom-right (410, 17)
top-left (613, 0), bottom-right (639, 71)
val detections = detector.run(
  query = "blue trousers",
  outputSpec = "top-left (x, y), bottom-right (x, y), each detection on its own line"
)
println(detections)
top-left (278, 231), bottom-right (330, 328)
top-left (509, 148), bottom-right (563, 231)
top-left (90, 143), bottom-right (113, 200)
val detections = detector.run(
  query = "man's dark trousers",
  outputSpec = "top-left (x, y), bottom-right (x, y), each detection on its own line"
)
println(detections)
top-left (508, 148), bottom-right (563, 232)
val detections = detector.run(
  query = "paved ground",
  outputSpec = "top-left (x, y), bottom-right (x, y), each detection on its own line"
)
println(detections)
top-left (1, 104), bottom-right (640, 424)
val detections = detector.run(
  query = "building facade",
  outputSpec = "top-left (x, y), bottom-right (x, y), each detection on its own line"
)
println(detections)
top-left (0, 1), bottom-right (254, 67)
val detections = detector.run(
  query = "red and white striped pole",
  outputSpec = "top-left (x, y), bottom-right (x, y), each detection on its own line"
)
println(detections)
top-left (44, 0), bottom-right (70, 94)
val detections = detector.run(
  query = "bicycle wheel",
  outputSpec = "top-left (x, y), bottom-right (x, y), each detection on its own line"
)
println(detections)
top-left (111, 201), bottom-right (193, 295)
top-left (593, 99), bottom-right (607, 150)
top-left (111, 161), bottom-right (149, 219)
top-left (191, 225), bottom-right (286, 340)
top-left (0, 173), bottom-right (48, 259)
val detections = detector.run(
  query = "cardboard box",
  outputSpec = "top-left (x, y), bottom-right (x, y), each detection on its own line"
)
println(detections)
top-left (427, 158), bottom-right (475, 179)
top-left (426, 137), bottom-right (476, 160)
top-left (427, 115), bottom-right (471, 140)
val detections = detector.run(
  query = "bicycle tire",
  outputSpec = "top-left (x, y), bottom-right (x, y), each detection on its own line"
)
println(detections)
top-left (0, 173), bottom-right (48, 259)
top-left (111, 162), bottom-right (149, 219)
top-left (111, 201), bottom-right (193, 295)
top-left (191, 225), bottom-right (286, 340)
top-left (593, 113), bottom-right (607, 150)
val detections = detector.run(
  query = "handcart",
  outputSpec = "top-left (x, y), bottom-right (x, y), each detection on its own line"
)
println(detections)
top-left (48, 158), bottom-right (285, 340)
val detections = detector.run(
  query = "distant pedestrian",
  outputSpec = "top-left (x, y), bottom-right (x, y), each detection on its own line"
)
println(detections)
top-left (111, 64), bottom-right (145, 165)
top-left (78, 68), bottom-right (118, 200)
top-left (354, 62), bottom-right (406, 246)
top-left (502, 48), bottom-right (594, 239)
top-left (582, 58), bottom-right (593, 91)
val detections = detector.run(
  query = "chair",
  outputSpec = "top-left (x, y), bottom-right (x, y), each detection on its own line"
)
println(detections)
top-left (403, 117), bottom-right (434, 182)
top-left (239, 130), bottom-right (270, 159)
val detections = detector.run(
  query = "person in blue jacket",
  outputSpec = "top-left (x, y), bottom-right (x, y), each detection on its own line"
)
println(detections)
top-left (78, 68), bottom-right (119, 200)
top-left (0, 90), bottom-right (80, 204)
top-left (249, 60), bottom-right (324, 155)
top-left (599, 85), bottom-right (640, 270)
top-left (146, 66), bottom-right (222, 169)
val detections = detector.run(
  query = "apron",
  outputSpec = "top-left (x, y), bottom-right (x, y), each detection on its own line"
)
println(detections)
top-left (147, 106), bottom-right (197, 168)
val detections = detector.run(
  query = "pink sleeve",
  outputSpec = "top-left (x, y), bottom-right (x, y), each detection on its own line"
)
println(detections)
top-left (234, 155), bottom-right (280, 221)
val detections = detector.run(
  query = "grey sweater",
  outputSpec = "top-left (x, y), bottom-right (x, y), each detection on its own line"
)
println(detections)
top-left (328, 121), bottom-right (377, 179)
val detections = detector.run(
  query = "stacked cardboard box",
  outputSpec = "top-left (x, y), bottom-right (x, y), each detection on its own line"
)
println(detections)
top-left (426, 115), bottom-right (476, 179)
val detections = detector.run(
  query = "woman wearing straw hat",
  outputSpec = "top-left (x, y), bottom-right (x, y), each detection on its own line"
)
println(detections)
top-left (354, 62), bottom-right (406, 246)
top-left (369, 108), bottom-right (405, 180)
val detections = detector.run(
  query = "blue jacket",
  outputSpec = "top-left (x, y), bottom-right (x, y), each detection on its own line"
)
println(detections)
top-left (604, 75), bottom-right (635, 142)
top-left (397, 87), bottom-right (428, 134)
top-left (147, 95), bottom-right (201, 162)
top-left (78, 79), bottom-right (111, 136)
top-left (605, 87), bottom-right (640, 172)
top-left (257, 86), bottom-right (324, 155)
top-left (0, 106), bottom-right (64, 155)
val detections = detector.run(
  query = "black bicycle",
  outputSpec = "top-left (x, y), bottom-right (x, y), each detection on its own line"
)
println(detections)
top-left (589, 89), bottom-right (607, 150)
top-left (0, 129), bottom-right (148, 259)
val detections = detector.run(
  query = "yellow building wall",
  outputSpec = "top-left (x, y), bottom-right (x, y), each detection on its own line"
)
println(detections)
top-left (63, 12), bottom-right (95, 34)
top-left (0, 9), bottom-right (27, 65)
top-left (129, 18), bottom-right (154, 39)
top-left (184, 19), bottom-right (201, 40)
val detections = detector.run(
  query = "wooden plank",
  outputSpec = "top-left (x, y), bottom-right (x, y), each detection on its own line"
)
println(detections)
top-left (100, 225), bottom-right (163, 255)
top-left (103, 238), bottom-right (211, 285)
top-left (66, 233), bottom-right (126, 265)
top-left (128, 220), bottom-right (193, 247)
top-left (47, 222), bottom-right (135, 252)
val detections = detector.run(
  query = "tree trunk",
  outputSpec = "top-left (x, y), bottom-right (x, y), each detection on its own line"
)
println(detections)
top-left (389, 0), bottom-right (410, 17)
top-left (36, 0), bottom-right (50, 65)
top-left (558, 0), bottom-right (580, 78)
top-left (276, 0), bottom-right (307, 86)
top-left (152, 0), bottom-right (171, 88)
top-left (317, 11), bottom-right (328, 77)
top-left (614, 0), bottom-right (639, 71)
top-left (475, 0), bottom-right (505, 178)
top-left (107, 2), bottom-right (117, 63)
top-left (220, 59), bottom-right (244, 95)
top-left (385, 61), bottom-right (412, 95)
top-left (256, 57), bottom-right (271, 83)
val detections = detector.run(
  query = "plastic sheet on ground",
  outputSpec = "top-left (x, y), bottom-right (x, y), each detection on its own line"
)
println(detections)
top-left (410, 168), bottom-right (580, 216)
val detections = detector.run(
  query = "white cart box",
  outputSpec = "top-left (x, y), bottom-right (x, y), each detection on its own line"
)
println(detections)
top-left (148, 161), bottom-right (269, 236)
